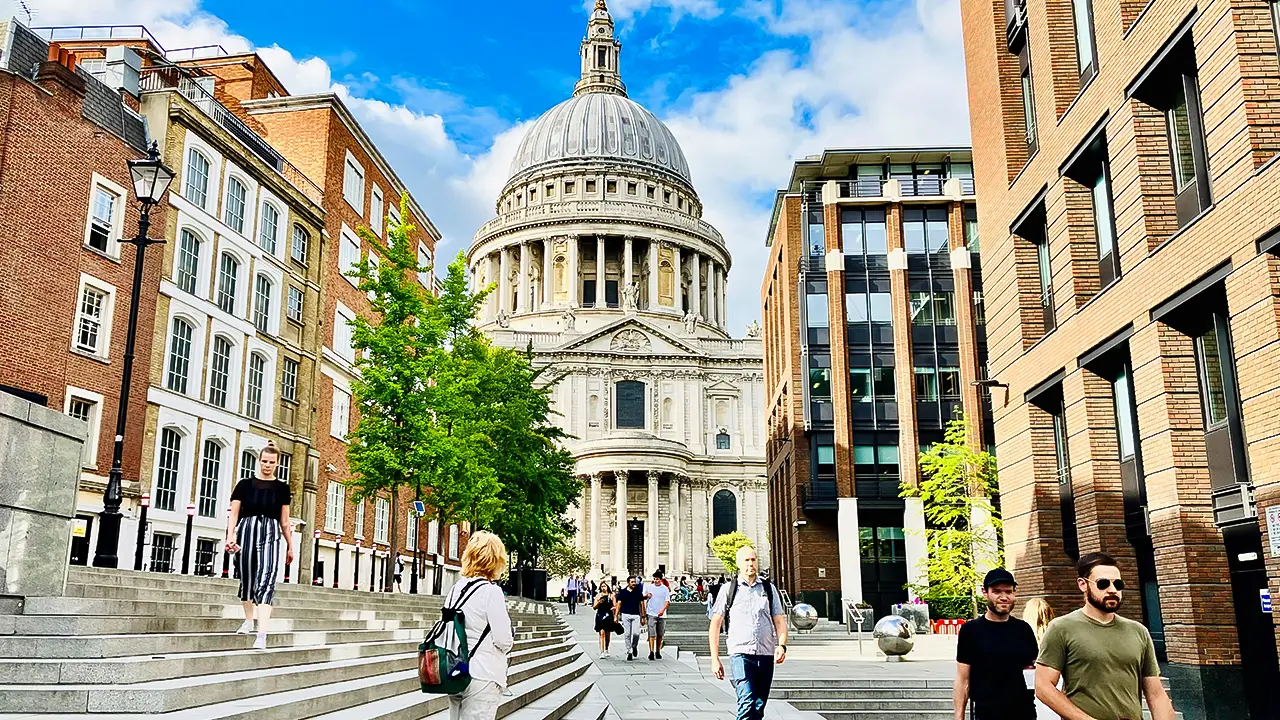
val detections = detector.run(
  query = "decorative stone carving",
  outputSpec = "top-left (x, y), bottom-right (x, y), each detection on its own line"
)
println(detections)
top-left (496, 309), bottom-right (511, 328)
top-left (611, 329), bottom-right (651, 353)
top-left (746, 320), bottom-right (762, 338)
top-left (621, 281), bottom-right (639, 311)
top-left (561, 306), bottom-right (577, 331)
top-left (682, 310), bottom-right (700, 335)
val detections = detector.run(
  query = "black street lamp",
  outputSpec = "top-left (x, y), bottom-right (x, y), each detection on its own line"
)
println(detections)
top-left (93, 141), bottom-right (175, 568)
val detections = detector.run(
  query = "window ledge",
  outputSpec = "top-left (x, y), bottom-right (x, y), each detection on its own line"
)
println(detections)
top-left (1151, 203), bottom-right (1215, 257)
top-left (70, 347), bottom-right (111, 365)
top-left (1057, 73), bottom-right (1099, 127)
top-left (287, 316), bottom-right (304, 327)
top-left (83, 244), bottom-right (122, 264)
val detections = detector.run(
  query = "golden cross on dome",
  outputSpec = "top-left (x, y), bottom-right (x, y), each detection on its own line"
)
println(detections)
top-left (596, 0), bottom-right (608, 9)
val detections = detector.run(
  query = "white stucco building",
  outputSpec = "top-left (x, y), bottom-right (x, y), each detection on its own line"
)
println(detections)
top-left (467, 0), bottom-right (767, 580)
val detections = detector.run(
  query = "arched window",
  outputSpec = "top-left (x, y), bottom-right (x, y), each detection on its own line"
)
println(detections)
top-left (224, 177), bottom-right (247, 233)
top-left (615, 380), bottom-right (645, 429)
top-left (177, 229), bottom-right (201, 294)
top-left (553, 254), bottom-right (567, 300)
top-left (208, 336), bottom-right (233, 408)
top-left (185, 148), bottom-right (210, 208)
top-left (155, 428), bottom-right (182, 512)
top-left (662, 397), bottom-right (673, 425)
top-left (197, 440), bottom-right (222, 518)
top-left (166, 318), bottom-right (194, 394)
top-left (259, 202), bottom-right (280, 253)
top-left (240, 450), bottom-right (257, 481)
top-left (658, 259), bottom-right (674, 305)
top-left (217, 253), bottom-right (239, 314)
top-left (245, 353), bottom-right (266, 420)
top-left (715, 399), bottom-right (730, 428)
top-left (712, 489), bottom-right (737, 537)
top-left (253, 275), bottom-right (273, 332)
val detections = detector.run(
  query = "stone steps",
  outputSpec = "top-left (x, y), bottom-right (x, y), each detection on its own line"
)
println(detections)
top-left (0, 567), bottom-right (596, 719)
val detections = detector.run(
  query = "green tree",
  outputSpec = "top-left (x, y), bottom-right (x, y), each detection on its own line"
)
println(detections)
top-left (900, 415), bottom-right (1001, 618)
top-left (711, 531), bottom-right (754, 575)
top-left (541, 542), bottom-right (591, 579)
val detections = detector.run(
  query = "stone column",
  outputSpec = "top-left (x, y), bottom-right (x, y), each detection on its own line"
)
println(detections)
top-left (614, 470), bottom-right (628, 577)
top-left (668, 474), bottom-right (682, 574)
top-left (647, 470), bottom-right (660, 573)
top-left (590, 472), bottom-right (603, 576)
top-left (518, 242), bottom-right (530, 314)
top-left (568, 235), bottom-right (580, 307)
top-left (488, 253), bottom-right (500, 319)
top-left (692, 477), bottom-right (709, 574)
top-left (498, 247), bottom-right (511, 314)
top-left (596, 236), bottom-right (606, 307)
top-left (624, 236), bottom-right (634, 289)
top-left (672, 245), bottom-right (683, 315)
top-left (542, 239), bottom-right (553, 310)
top-left (718, 268), bottom-right (727, 328)
top-left (577, 475), bottom-right (589, 553)
top-left (647, 240), bottom-right (659, 310)
top-left (706, 262), bottom-right (718, 328)
top-left (691, 253), bottom-right (702, 321)
top-left (838, 497), bottom-right (865, 613)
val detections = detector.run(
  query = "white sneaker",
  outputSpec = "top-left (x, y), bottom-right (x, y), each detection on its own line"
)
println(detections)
top-left (253, 633), bottom-right (267, 650)
top-left (236, 620), bottom-right (254, 635)
top-left (598, 652), bottom-right (608, 659)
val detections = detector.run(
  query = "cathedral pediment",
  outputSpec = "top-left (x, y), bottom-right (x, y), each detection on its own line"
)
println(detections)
top-left (559, 317), bottom-right (702, 357)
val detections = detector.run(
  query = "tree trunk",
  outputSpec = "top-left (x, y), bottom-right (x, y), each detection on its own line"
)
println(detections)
top-left (385, 487), bottom-right (400, 592)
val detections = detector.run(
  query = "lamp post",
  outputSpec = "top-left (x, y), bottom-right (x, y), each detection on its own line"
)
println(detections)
top-left (93, 141), bottom-right (175, 568)
top-left (132, 494), bottom-right (150, 571)
top-left (181, 503), bottom-right (196, 575)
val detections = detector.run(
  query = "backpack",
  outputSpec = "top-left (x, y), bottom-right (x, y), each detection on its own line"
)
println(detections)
top-left (718, 578), bottom-right (774, 635)
top-left (418, 579), bottom-right (492, 695)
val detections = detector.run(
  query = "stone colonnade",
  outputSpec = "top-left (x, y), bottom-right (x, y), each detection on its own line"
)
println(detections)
top-left (472, 235), bottom-right (727, 329)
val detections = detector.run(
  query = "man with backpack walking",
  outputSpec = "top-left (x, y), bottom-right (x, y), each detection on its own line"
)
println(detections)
top-left (614, 575), bottom-right (647, 661)
top-left (709, 545), bottom-right (787, 720)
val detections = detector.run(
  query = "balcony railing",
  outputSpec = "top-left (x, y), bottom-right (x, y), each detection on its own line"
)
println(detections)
top-left (35, 24), bottom-right (164, 48)
top-left (1005, 0), bottom-right (1028, 49)
top-left (139, 67), bottom-right (323, 206)
top-left (898, 176), bottom-right (945, 197)
top-left (836, 179), bottom-right (885, 199)
top-left (804, 479), bottom-right (838, 511)
top-left (958, 177), bottom-right (976, 196)
top-left (1040, 287), bottom-right (1056, 333)
top-left (475, 199), bottom-right (725, 248)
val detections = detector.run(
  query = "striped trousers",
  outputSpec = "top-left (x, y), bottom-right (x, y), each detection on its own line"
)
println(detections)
top-left (236, 516), bottom-right (282, 605)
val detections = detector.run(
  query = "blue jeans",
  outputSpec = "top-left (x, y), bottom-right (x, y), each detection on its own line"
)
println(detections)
top-left (729, 654), bottom-right (774, 720)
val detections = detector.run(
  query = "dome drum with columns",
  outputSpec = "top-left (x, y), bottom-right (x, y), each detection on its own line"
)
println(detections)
top-left (467, 1), bottom-right (767, 580)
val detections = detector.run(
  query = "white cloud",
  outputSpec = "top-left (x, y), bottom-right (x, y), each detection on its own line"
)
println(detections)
top-left (30, 0), bottom-right (971, 334)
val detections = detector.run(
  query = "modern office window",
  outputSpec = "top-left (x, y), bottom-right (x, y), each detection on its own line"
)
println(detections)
top-left (807, 208), bottom-right (825, 257)
top-left (933, 292), bottom-right (956, 325)
top-left (155, 428), bottom-right (181, 512)
top-left (973, 291), bottom-right (987, 325)
top-left (224, 177), bottom-right (247, 234)
top-left (281, 357), bottom-right (299, 402)
top-left (846, 292), bottom-right (868, 323)
top-left (1091, 165), bottom-right (1119, 287)
top-left (806, 291), bottom-right (829, 327)
top-left (903, 208), bottom-right (949, 254)
top-left (914, 367), bottom-right (939, 401)
top-left (1051, 393), bottom-right (1078, 558)
top-left (1036, 233), bottom-right (1054, 332)
top-left (939, 368), bottom-right (962, 399)
top-left (869, 293), bottom-right (893, 323)
top-left (177, 229), bottom-right (201, 294)
top-left (841, 208), bottom-right (865, 255)
top-left (217, 253), bottom-right (239, 315)
top-left (810, 355), bottom-right (832, 400)
top-left (185, 148), bottom-right (210, 208)
top-left (910, 292), bottom-right (934, 325)
top-left (1072, 0), bottom-right (1098, 85)
top-left (850, 368), bottom-right (872, 402)
top-left (208, 336), bottom-right (232, 408)
top-left (874, 367), bottom-right (896, 398)
top-left (1019, 42), bottom-right (1038, 156)
top-left (258, 202), bottom-right (279, 254)
top-left (904, 209), bottom-right (927, 254)
top-left (198, 440), bottom-right (222, 518)
top-left (167, 318), bottom-right (194, 394)
top-left (964, 206), bottom-right (980, 254)
top-left (864, 209), bottom-right (887, 255)
top-left (816, 443), bottom-right (835, 475)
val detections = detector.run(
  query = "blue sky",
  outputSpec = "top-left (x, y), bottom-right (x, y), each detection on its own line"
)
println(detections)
top-left (34, 0), bottom-right (972, 330)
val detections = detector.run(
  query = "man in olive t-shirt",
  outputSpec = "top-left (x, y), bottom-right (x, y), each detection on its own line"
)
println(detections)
top-left (1035, 552), bottom-right (1175, 720)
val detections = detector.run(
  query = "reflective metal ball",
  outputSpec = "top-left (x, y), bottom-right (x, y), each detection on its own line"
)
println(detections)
top-left (872, 615), bottom-right (915, 656)
top-left (790, 603), bottom-right (819, 631)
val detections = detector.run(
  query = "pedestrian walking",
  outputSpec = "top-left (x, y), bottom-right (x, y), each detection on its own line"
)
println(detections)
top-left (613, 575), bottom-right (647, 661)
top-left (394, 557), bottom-right (404, 592)
top-left (1035, 552), bottom-right (1175, 720)
top-left (952, 568), bottom-right (1038, 720)
top-left (709, 545), bottom-right (787, 720)
top-left (444, 531), bottom-right (514, 720)
top-left (565, 574), bottom-right (580, 615)
top-left (594, 582), bottom-right (618, 659)
top-left (1022, 598), bottom-right (1059, 720)
top-left (224, 443), bottom-right (295, 650)
top-left (643, 570), bottom-right (671, 660)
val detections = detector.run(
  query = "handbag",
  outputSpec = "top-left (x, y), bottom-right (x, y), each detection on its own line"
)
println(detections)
top-left (418, 579), bottom-right (491, 695)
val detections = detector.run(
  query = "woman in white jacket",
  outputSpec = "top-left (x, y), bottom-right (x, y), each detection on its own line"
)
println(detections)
top-left (445, 531), bottom-right (514, 720)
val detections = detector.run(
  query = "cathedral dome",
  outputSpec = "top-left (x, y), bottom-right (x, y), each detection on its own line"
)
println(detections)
top-left (508, 92), bottom-right (692, 186)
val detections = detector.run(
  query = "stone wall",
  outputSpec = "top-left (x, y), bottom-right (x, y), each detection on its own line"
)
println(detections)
top-left (0, 392), bottom-right (85, 599)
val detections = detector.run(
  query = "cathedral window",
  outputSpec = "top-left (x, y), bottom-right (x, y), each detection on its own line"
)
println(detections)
top-left (716, 432), bottom-right (731, 450)
top-left (628, 182), bottom-right (637, 195)
top-left (663, 190), bottom-right (672, 204)
top-left (597, 46), bottom-right (608, 69)
top-left (586, 179), bottom-right (597, 193)
top-left (647, 185), bottom-right (655, 199)
top-left (615, 380), bottom-right (645, 429)
top-left (607, 180), bottom-right (617, 194)
top-left (713, 490), bottom-right (737, 536)
top-left (565, 181), bottom-right (575, 194)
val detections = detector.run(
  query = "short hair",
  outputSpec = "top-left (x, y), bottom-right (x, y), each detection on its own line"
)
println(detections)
top-left (1076, 552), bottom-right (1118, 579)
top-left (461, 531), bottom-right (507, 581)
top-left (735, 544), bottom-right (757, 562)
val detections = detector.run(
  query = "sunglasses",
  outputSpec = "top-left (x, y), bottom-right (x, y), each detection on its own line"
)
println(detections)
top-left (1093, 578), bottom-right (1125, 591)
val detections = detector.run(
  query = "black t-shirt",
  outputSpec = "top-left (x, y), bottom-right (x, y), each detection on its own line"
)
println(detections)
top-left (231, 478), bottom-right (291, 519)
top-left (956, 615), bottom-right (1039, 719)
top-left (615, 585), bottom-right (644, 615)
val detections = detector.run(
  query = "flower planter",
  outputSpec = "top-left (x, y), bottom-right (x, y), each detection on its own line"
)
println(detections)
top-left (847, 606), bottom-right (876, 633)
top-left (892, 603), bottom-right (931, 634)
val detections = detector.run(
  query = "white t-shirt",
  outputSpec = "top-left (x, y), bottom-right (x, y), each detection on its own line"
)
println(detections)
top-left (643, 582), bottom-right (671, 617)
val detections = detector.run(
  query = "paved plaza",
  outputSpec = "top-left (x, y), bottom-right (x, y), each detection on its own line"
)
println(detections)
top-left (560, 605), bottom-right (959, 719)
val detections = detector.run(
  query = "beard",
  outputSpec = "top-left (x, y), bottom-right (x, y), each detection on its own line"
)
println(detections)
top-left (1086, 590), bottom-right (1122, 612)
top-left (986, 598), bottom-right (1012, 617)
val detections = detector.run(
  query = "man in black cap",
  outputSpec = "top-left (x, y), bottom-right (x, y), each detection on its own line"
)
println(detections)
top-left (952, 568), bottom-right (1039, 720)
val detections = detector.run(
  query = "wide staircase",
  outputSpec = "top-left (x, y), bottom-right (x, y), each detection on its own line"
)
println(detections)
top-left (0, 566), bottom-right (607, 719)
top-left (660, 599), bottom-right (849, 657)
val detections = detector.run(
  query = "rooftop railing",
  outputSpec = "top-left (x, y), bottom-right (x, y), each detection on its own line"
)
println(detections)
top-left (35, 25), bottom-right (164, 49)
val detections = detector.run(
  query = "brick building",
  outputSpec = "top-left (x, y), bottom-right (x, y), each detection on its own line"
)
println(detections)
top-left (761, 148), bottom-right (988, 620)
top-left (0, 21), bottom-right (160, 566)
top-left (959, 0), bottom-right (1280, 716)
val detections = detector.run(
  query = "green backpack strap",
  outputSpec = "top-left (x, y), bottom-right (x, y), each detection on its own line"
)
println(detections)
top-left (448, 579), bottom-right (490, 660)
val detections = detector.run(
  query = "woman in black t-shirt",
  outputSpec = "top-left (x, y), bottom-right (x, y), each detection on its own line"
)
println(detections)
top-left (225, 444), bottom-right (294, 650)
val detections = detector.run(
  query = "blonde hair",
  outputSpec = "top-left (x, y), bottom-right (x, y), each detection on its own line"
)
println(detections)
top-left (461, 531), bottom-right (507, 581)
top-left (1023, 597), bottom-right (1055, 643)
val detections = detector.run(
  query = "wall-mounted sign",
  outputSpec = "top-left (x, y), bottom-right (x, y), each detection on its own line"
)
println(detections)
top-left (817, 567), bottom-right (826, 578)
top-left (1266, 506), bottom-right (1280, 557)
top-left (1262, 588), bottom-right (1272, 614)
